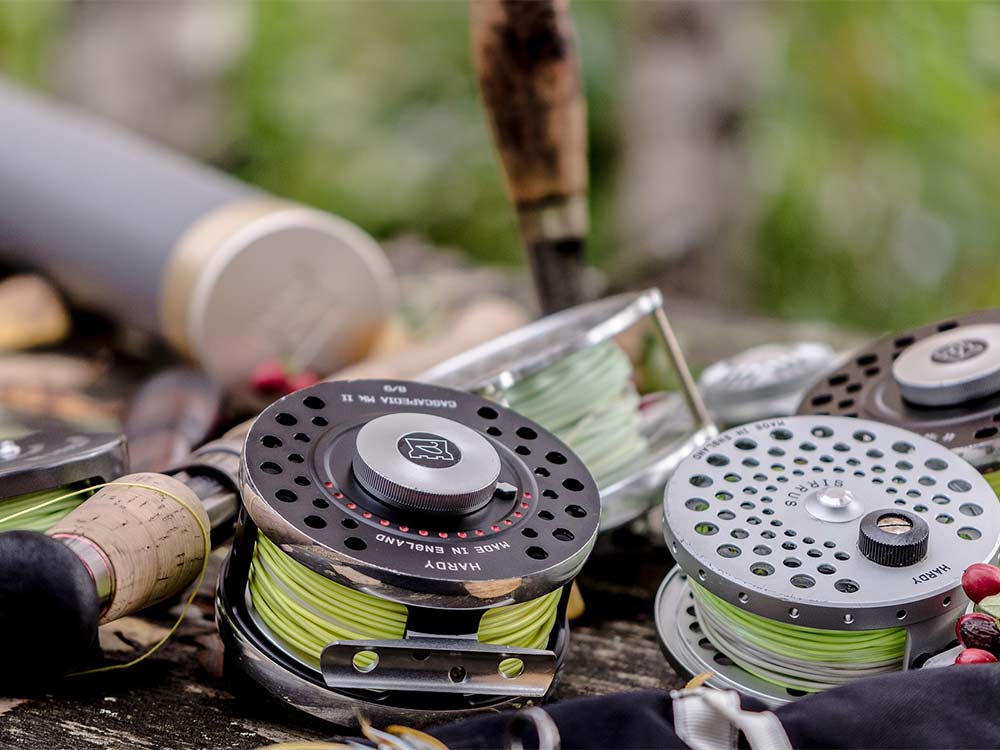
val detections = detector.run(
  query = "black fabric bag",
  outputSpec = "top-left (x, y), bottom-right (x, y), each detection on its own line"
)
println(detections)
top-left (432, 665), bottom-right (1000, 749)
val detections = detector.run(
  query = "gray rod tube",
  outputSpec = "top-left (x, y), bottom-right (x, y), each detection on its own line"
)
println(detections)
top-left (0, 77), bottom-right (256, 332)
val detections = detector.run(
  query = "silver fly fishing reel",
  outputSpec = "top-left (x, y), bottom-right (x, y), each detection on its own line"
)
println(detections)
top-left (798, 310), bottom-right (1000, 470)
top-left (217, 379), bottom-right (600, 726)
top-left (655, 415), bottom-right (1000, 706)
top-left (700, 342), bottom-right (839, 428)
top-left (421, 289), bottom-right (716, 531)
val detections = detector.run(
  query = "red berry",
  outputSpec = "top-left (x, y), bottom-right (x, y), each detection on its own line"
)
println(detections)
top-left (286, 371), bottom-right (321, 393)
top-left (955, 648), bottom-right (998, 665)
top-left (963, 563), bottom-right (1000, 603)
top-left (252, 359), bottom-right (290, 394)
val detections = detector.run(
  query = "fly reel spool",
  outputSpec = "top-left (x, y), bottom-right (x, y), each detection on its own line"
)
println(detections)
top-left (700, 342), bottom-right (838, 428)
top-left (217, 379), bottom-right (601, 726)
top-left (420, 289), bottom-right (716, 531)
top-left (0, 429), bottom-right (125, 531)
top-left (797, 310), bottom-right (1000, 473)
top-left (655, 415), bottom-right (1000, 706)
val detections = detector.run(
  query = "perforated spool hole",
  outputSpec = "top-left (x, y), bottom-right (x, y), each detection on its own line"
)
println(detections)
top-left (352, 650), bottom-right (378, 673)
top-left (303, 396), bottom-right (325, 410)
top-left (750, 562), bottom-right (774, 576)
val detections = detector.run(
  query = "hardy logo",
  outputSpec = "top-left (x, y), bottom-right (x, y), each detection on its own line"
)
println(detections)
top-left (405, 437), bottom-right (453, 461)
top-left (397, 432), bottom-right (462, 469)
top-left (931, 338), bottom-right (988, 364)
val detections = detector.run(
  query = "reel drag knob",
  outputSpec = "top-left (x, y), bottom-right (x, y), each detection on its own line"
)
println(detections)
top-left (892, 324), bottom-right (1000, 407)
top-left (858, 509), bottom-right (930, 568)
top-left (352, 413), bottom-right (501, 514)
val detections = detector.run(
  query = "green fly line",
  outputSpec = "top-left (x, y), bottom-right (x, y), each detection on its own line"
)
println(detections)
top-left (497, 340), bottom-right (647, 485)
top-left (0, 480), bottom-right (210, 674)
top-left (249, 533), bottom-right (562, 677)
top-left (0, 484), bottom-right (92, 532)
top-left (690, 583), bottom-right (907, 693)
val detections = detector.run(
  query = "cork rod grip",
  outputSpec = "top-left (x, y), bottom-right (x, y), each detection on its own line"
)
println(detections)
top-left (471, 0), bottom-right (587, 208)
top-left (49, 472), bottom-right (209, 623)
top-left (471, 0), bottom-right (589, 313)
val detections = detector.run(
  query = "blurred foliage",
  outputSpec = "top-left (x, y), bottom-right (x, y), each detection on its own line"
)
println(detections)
top-left (4, 1), bottom-right (1000, 334)
top-left (0, 1), bottom-right (60, 85)
top-left (750, 2), bottom-right (1000, 331)
top-left (228, 0), bottom-right (625, 268)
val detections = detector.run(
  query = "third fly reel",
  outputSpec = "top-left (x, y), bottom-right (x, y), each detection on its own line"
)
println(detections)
top-left (656, 415), bottom-right (1000, 705)
top-left (797, 309), bottom-right (1000, 472)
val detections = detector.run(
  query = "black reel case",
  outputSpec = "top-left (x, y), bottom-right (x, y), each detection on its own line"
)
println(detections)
top-left (217, 379), bottom-right (601, 726)
top-left (799, 310), bottom-right (1000, 470)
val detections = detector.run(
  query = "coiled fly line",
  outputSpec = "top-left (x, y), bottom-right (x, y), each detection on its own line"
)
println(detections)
top-left (498, 340), bottom-right (647, 486)
top-left (0, 484), bottom-right (93, 532)
top-left (690, 583), bottom-right (906, 693)
top-left (248, 533), bottom-right (563, 678)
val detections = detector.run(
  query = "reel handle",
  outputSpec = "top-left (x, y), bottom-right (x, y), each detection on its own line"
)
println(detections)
top-left (50, 472), bottom-right (209, 623)
top-left (471, 0), bottom-right (589, 313)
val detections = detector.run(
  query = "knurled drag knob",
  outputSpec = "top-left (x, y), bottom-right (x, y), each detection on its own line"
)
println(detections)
top-left (858, 509), bottom-right (930, 567)
top-left (352, 412), bottom-right (502, 515)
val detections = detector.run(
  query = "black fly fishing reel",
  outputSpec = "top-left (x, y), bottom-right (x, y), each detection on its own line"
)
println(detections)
top-left (217, 379), bottom-right (601, 725)
top-left (655, 415), bottom-right (1000, 706)
top-left (798, 310), bottom-right (1000, 471)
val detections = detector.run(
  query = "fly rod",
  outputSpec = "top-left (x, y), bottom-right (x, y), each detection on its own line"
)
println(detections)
top-left (471, 0), bottom-right (589, 313)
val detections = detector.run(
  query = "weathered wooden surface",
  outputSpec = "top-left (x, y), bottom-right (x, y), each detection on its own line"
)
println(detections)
top-left (0, 527), bottom-right (679, 750)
